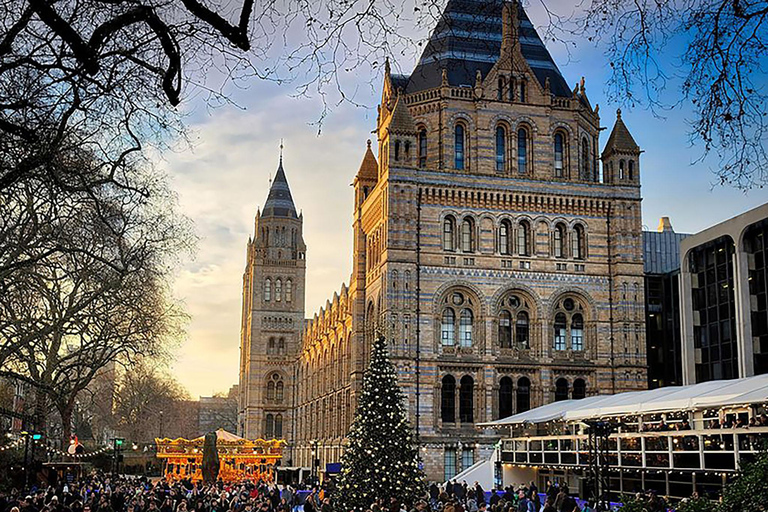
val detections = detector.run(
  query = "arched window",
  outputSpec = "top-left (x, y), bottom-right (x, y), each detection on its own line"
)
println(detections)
top-left (582, 138), bottom-right (590, 180)
top-left (519, 81), bottom-right (527, 103)
top-left (517, 128), bottom-right (528, 174)
top-left (441, 308), bottom-right (455, 346)
top-left (455, 124), bottom-right (466, 170)
top-left (573, 379), bottom-right (586, 400)
top-left (516, 377), bottom-right (531, 413)
top-left (275, 278), bottom-right (282, 302)
top-left (571, 314), bottom-right (584, 351)
top-left (459, 375), bottom-right (474, 423)
top-left (441, 375), bottom-right (456, 423)
top-left (499, 377), bottom-right (514, 419)
top-left (495, 126), bottom-right (506, 172)
top-left (418, 128), bottom-right (427, 168)
top-left (461, 218), bottom-right (474, 253)
top-left (265, 414), bottom-right (274, 438)
top-left (443, 216), bottom-right (456, 251)
top-left (278, 337), bottom-right (285, 354)
top-left (554, 132), bottom-right (565, 177)
top-left (628, 160), bottom-right (635, 180)
top-left (555, 378), bottom-right (569, 401)
top-left (264, 278), bottom-right (272, 302)
top-left (274, 414), bottom-right (283, 437)
top-left (499, 311), bottom-right (512, 348)
top-left (459, 309), bottom-right (473, 347)
top-left (497, 77), bottom-right (504, 100)
top-left (572, 225), bottom-right (585, 260)
top-left (619, 159), bottom-right (625, 180)
top-left (554, 223), bottom-right (566, 258)
top-left (554, 313), bottom-right (567, 350)
top-left (499, 220), bottom-right (511, 255)
top-left (517, 221), bottom-right (531, 256)
top-left (516, 311), bottom-right (530, 348)
top-left (267, 373), bottom-right (282, 401)
top-left (286, 280), bottom-right (293, 302)
top-left (394, 140), bottom-right (401, 161)
top-left (268, 337), bottom-right (276, 355)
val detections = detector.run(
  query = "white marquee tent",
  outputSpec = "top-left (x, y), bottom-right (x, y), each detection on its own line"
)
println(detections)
top-left (479, 373), bottom-right (768, 427)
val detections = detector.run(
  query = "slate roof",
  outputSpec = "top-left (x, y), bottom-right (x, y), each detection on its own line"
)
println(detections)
top-left (357, 140), bottom-right (379, 180)
top-left (262, 158), bottom-right (298, 218)
top-left (603, 109), bottom-right (641, 156)
top-left (404, 0), bottom-right (571, 96)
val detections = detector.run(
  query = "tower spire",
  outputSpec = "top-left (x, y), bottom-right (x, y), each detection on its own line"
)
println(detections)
top-left (279, 139), bottom-right (284, 166)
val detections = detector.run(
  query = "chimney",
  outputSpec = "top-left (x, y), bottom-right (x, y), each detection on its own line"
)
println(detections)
top-left (657, 217), bottom-right (674, 233)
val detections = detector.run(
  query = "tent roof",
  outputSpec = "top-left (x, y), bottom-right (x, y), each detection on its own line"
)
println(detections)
top-left (191, 429), bottom-right (247, 443)
top-left (480, 374), bottom-right (768, 427)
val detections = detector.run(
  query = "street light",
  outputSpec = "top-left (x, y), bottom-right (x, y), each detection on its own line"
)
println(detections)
top-left (310, 440), bottom-right (319, 484)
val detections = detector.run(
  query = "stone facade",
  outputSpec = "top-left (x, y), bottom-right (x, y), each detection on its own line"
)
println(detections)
top-left (239, 0), bottom-right (648, 482)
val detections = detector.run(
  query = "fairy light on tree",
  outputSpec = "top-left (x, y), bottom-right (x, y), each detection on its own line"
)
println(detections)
top-left (333, 334), bottom-right (425, 512)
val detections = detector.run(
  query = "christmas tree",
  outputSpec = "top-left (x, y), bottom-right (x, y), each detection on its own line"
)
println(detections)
top-left (333, 334), bottom-right (426, 512)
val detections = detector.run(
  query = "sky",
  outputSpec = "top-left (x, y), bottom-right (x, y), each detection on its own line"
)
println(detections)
top-left (163, 1), bottom-right (768, 397)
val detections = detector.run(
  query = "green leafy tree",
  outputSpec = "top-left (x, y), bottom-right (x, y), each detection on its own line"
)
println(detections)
top-left (719, 450), bottom-right (768, 512)
top-left (333, 335), bottom-right (425, 512)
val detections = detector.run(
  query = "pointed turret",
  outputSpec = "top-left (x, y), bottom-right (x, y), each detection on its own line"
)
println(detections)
top-left (601, 109), bottom-right (641, 186)
top-left (262, 155), bottom-right (298, 218)
top-left (602, 109), bottom-right (640, 158)
top-left (357, 140), bottom-right (379, 181)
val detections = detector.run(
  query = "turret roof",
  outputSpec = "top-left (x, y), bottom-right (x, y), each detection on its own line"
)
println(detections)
top-left (262, 156), bottom-right (298, 218)
top-left (602, 109), bottom-right (640, 157)
top-left (404, 0), bottom-right (571, 97)
top-left (357, 140), bottom-right (379, 181)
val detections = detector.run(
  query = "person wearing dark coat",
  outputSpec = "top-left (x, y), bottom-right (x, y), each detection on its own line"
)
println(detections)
top-left (474, 484), bottom-right (485, 506)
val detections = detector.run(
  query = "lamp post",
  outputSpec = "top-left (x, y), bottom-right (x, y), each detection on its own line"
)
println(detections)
top-left (310, 440), bottom-right (319, 485)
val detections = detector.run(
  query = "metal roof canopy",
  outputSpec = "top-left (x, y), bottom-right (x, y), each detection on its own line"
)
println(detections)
top-left (479, 373), bottom-right (768, 427)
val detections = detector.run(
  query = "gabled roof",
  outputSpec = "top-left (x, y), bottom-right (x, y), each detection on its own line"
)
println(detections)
top-left (262, 156), bottom-right (298, 218)
top-left (602, 109), bottom-right (640, 157)
top-left (405, 0), bottom-right (571, 96)
top-left (387, 96), bottom-right (417, 134)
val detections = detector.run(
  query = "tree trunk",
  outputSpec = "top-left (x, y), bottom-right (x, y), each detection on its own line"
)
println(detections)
top-left (60, 403), bottom-right (74, 449)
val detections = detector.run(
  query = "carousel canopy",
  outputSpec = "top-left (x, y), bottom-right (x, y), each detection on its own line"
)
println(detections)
top-left (480, 373), bottom-right (768, 427)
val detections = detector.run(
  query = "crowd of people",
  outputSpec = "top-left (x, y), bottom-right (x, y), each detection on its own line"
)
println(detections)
top-left (0, 474), bottom-right (592, 512)
top-left (430, 481), bottom-right (582, 512)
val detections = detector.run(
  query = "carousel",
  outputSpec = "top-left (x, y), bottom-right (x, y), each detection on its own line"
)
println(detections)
top-left (155, 429), bottom-right (284, 483)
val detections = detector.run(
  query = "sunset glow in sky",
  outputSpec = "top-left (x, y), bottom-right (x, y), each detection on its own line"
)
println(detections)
top-left (164, 2), bottom-right (768, 398)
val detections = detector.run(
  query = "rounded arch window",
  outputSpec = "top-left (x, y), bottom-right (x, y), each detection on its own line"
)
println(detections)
top-left (555, 378), bottom-right (569, 401)
top-left (572, 225), bottom-right (586, 260)
top-left (553, 297), bottom-right (586, 351)
top-left (499, 219), bottom-right (512, 255)
top-left (573, 378), bottom-right (587, 400)
top-left (498, 294), bottom-right (531, 349)
top-left (517, 127), bottom-right (529, 174)
top-left (499, 376), bottom-right (514, 419)
top-left (441, 375), bottom-right (456, 423)
top-left (495, 125), bottom-right (507, 172)
top-left (418, 128), bottom-right (427, 168)
top-left (516, 377), bottom-right (531, 413)
top-left (264, 278), bottom-right (272, 302)
top-left (454, 123), bottom-right (466, 170)
top-left (443, 215), bottom-right (456, 251)
top-left (440, 291), bottom-right (476, 348)
top-left (554, 223), bottom-right (567, 258)
top-left (460, 217), bottom-right (475, 253)
top-left (275, 278), bottom-right (282, 302)
top-left (266, 373), bottom-right (284, 402)
top-left (554, 132), bottom-right (566, 177)
top-left (517, 220), bottom-right (531, 256)
top-left (628, 160), bottom-right (635, 180)
top-left (581, 137), bottom-right (591, 179)
top-left (459, 375), bottom-right (474, 423)
top-left (619, 159), bottom-right (626, 180)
